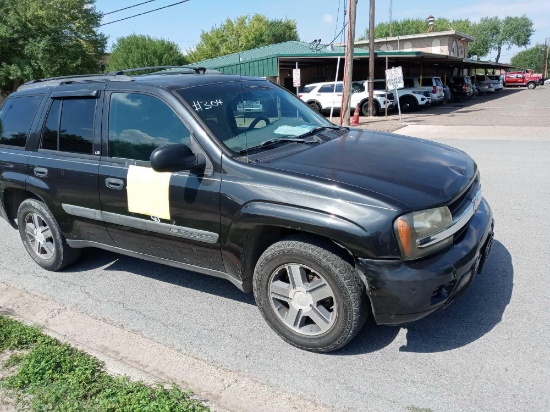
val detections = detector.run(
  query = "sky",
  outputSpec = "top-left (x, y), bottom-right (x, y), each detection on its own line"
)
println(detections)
top-left (95, 0), bottom-right (550, 64)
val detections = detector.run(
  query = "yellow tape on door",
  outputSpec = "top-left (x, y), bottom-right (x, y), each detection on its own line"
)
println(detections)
top-left (126, 165), bottom-right (171, 220)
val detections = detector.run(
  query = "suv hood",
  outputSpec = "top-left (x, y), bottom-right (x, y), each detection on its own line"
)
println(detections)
top-left (262, 129), bottom-right (476, 210)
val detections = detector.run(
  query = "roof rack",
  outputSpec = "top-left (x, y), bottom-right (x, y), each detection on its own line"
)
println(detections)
top-left (106, 66), bottom-right (208, 75)
top-left (19, 73), bottom-right (134, 91)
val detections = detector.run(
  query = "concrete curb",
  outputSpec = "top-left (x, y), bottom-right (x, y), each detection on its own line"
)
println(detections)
top-left (0, 281), bottom-right (332, 412)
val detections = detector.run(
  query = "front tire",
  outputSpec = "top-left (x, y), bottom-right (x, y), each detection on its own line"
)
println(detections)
top-left (527, 82), bottom-right (536, 89)
top-left (253, 236), bottom-right (368, 352)
top-left (17, 199), bottom-right (81, 271)
top-left (400, 96), bottom-right (418, 112)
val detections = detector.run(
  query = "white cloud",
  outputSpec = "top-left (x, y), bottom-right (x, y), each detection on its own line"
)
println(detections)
top-left (323, 14), bottom-right (334, 24)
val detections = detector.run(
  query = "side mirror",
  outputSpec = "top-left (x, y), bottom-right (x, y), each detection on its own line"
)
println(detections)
top-left (150, 144), bottom-right (206, 173)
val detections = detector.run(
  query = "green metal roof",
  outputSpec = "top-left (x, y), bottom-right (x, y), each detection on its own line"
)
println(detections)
top-left (191, 41), bottom-right (370, 77)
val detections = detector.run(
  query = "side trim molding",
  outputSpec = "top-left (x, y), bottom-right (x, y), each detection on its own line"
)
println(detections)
top-left (62, 204), bottom-right (219, 244)
top-left (66, 239), bottom-right (244, 291)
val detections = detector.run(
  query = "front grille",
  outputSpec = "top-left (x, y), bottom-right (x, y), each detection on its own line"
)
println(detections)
top-left (449, 175), bottom-right (479, 217)
top-left (387, 92), bottom-right (395, 100)
top-left (448, 175), bottom-right (480, 242)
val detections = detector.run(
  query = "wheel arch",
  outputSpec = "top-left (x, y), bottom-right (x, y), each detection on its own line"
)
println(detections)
top-left (2, 187), bottom-right (44, 229)
top-left (305, 99), bottom-right (322, 110)
top-left (223, 202), bottom-right (371, 292)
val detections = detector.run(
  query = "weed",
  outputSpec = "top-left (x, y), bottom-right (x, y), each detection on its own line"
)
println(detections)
top-left (0, 315), bottom-right (209, 411)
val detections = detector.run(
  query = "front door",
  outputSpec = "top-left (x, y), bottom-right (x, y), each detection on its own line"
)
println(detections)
top-left (98, 89), bottom-right (224, 271)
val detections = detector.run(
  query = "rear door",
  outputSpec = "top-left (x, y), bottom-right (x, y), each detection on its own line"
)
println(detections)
top-left (98, 86), bottom-right (224, 271)
top-left (317, 83), bottom-right (342, 109)
top-left (25, 85), bottom-right (113, 245)
top-left (0, 94), bottom-right (43, 219)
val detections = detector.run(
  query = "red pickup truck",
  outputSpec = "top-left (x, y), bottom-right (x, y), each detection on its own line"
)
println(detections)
top-left (504, 70), bottom-right (543, 89)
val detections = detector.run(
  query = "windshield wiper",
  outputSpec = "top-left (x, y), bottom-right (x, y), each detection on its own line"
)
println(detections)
top-left (295, 125), bottom-right (348, 140)
top-left (237, 137), bottom-right (318, 154)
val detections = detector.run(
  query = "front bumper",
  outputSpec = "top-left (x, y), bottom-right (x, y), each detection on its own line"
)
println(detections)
top-left (356, 198), bottom-right (494, 325)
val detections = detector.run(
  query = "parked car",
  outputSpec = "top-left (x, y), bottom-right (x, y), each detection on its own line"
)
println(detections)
top-left (474, 78), bottom-right (495, 94)
top-left (373, 79), bottom-right (431, 112)
top-left (298, 81), bottom-right (393, 116)
top-left (485, 75), bottom-right (504, 91)
top-left (504, 70), bottom-right (542, 89)
top-left (473, 74), bottom-right (504, 93)
top-left (0, 68), bottom-right (494, 352)
top-left (404, 76), bottom-right (445, 104)
top-left (449, 76), bottom-right (473, 100)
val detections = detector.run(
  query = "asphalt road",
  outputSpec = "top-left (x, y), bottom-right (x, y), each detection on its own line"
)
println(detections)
top-left (1, 88), bottom-right (548, 412)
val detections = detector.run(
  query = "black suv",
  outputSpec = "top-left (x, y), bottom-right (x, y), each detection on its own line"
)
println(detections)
top-left (0, 67), bottom-right (494, 352)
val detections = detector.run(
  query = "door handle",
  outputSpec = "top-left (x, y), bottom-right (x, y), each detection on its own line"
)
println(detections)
top-left (34, 167), bottom-right (48, 178)
top-left (105, 177), bottom-right (124, 190)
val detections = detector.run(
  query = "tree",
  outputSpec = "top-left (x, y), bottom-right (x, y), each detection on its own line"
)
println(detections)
top-left (0, 0), bottom-right (107, 94)
top-left (510, 45), bottom-right (548, 73)
top-left (360, 15), bottom-right (534, 61)
top-left (187, 14), bottom-right (299, 62)
top-left (107, 35), bottom-right (187, 71)
top-left (494, 15), bottom-right (534, 62)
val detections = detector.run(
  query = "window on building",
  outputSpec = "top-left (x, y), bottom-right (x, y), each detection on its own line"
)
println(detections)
top-left (432, 38), bottom-right (441, 54)
top-left (0, 95), bottom-right (42, 147)
top-left (451, 40), bottom-right (458, 56)
top-left (403, 41), bottom-right (413, 52)
top-left (108, 93), bottom-right (191, 161)
top-left (459, 43), bottom-right (465, 57)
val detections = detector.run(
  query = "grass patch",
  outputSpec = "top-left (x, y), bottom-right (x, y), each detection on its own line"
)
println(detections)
top-left (0, 315), bottom-right (209, 411)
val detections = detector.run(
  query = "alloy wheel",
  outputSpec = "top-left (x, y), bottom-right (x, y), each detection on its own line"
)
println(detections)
top-left (268, 263), bottom-right (337, 336)
top-left (24, 212), bottom-right (55, 260)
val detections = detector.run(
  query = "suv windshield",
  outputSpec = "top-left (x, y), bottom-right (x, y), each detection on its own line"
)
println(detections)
top-left (177, 80), bottom-right (331, 153)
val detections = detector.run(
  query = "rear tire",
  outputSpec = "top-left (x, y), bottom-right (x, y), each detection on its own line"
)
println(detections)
top-left (308, 101), bottom-right (321, 112)
top-left (17, 199), bottom-right (81, 271)
top-left (360, 100), bottom-right (380, 116)
top-left (253, 235), bottom-right (368, 352)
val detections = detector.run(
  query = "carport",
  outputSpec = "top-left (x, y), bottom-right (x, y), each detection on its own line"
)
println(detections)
top-left (193, 41), bottom-right (513, 91)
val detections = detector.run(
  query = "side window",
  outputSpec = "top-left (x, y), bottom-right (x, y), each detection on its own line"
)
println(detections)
top-left (318, 84), bottom-right (335, 93)
top-left (0, 95), bottom-right (42, 147)
top-left (40, 98), bottom-right (95, 155)
top-left (108, 93), bottom-right (191, 162)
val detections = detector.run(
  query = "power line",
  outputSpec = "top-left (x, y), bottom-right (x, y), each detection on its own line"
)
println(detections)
top-left (100, 0), bottom-right (189, 26)
top-left (103, 0), bottom-right (158, 16)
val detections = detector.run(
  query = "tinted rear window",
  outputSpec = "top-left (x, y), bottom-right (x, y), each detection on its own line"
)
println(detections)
top-left (0, 95), bottom-right (42, 147)
top-left (420, 78), bottom-right (433, 87)
top-left (300, 85), bottom-right (316, 93)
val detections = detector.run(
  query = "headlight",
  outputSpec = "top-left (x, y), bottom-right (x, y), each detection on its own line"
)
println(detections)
top-left (394, 206), bottom-right (453, 260)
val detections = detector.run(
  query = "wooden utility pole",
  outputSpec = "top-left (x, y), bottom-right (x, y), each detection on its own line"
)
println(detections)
top-left (340, 0), bottom-right (357, 126)
top-left (545, 38), bottom-right (549, 80)
top-left (368, 0), bottom-right (375, 117)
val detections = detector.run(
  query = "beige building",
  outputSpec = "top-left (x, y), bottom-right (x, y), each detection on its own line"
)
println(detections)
top-left (354, 31), bottom-right (474, 58)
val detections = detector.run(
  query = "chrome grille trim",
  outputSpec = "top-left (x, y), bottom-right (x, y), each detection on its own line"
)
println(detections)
top-left (417, 187), bottom-right (482, 248)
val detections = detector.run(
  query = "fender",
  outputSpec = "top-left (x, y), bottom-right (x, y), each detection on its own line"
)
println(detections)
top-left (0, 171), bottom-right (29, 226)
top-left (221, 201), bottom-right (380, 288)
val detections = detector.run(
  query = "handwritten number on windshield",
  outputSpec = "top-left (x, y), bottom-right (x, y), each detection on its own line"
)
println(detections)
top-left (192, 100), bottom-right (223, 111)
